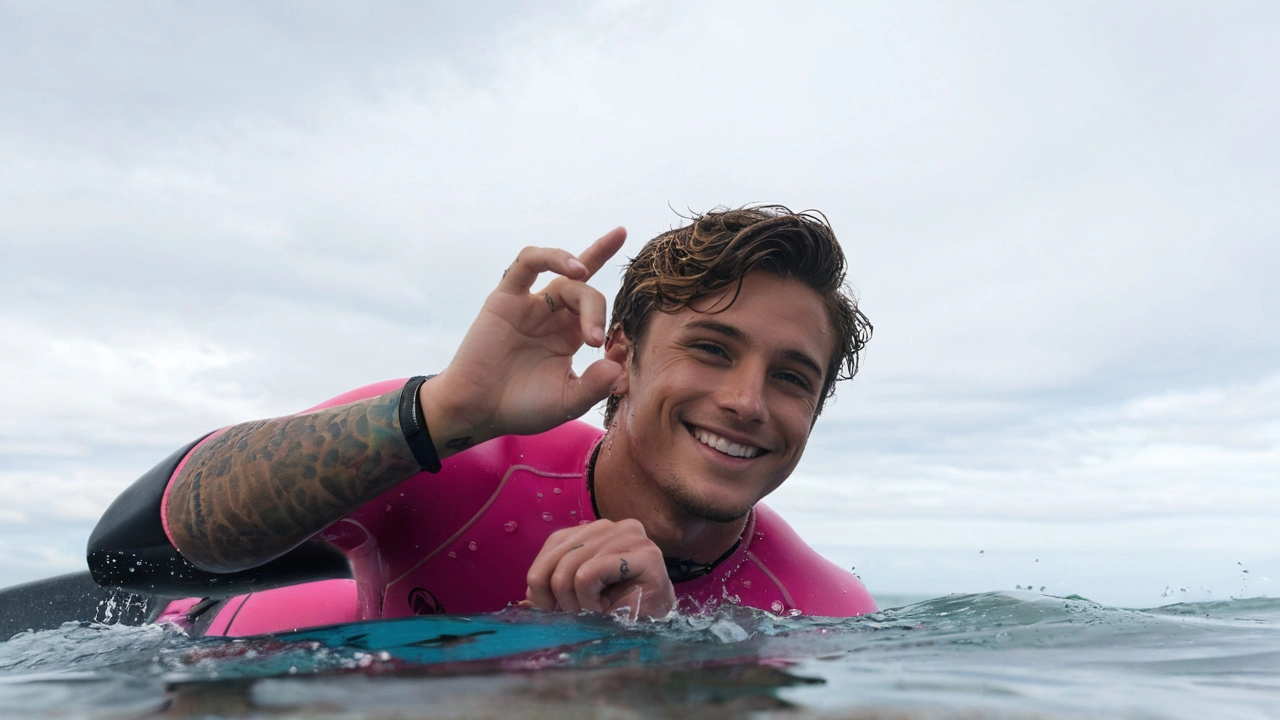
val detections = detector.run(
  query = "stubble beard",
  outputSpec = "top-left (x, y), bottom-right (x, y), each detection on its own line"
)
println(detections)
top-left (615, 403), bottom-right (754, 524)
top-left (661, 472), bottom-right (753, 524)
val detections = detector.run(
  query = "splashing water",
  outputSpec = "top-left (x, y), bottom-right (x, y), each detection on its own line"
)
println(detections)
top-left (1, 593), bottom-right (1278, 719)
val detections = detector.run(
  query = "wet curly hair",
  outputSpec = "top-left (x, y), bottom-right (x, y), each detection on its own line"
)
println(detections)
top-left (605, 205), bottom-right (872, 424)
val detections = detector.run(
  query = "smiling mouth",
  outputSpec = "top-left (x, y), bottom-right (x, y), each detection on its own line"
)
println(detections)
top-left (687, 424), bottom-right (766, 459)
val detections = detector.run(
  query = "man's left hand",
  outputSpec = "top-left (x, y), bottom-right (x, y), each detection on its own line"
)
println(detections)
top-left (524, 518), bottom-right (676, 620)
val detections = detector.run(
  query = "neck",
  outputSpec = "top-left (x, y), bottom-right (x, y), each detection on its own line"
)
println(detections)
top-left (591, 429), bottom-right (749, 565)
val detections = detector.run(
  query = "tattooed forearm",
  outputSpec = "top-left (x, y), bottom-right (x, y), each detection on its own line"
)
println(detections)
top-left (166, 389), bottom-right (421, 573)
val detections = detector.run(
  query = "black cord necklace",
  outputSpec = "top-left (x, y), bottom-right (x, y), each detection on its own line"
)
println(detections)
top-left (586, 440), bottom-right (742, 583)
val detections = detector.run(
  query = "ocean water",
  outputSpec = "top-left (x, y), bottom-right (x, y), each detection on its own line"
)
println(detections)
top-left (1, 592), bottom-right (1277, 719)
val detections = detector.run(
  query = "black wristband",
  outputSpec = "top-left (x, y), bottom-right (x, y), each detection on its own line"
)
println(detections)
top-left (399, 375), bottom-right (442, 473)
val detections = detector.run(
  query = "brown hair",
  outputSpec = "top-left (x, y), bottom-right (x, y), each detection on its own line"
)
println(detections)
top-left (605, 205), bottom-right (872, 424)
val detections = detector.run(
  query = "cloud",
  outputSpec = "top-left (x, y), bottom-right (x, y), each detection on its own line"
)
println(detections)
top-left (0, 1), bottom-right (1277, 593)
top-left (783, 371), bottom-right (1280, 521)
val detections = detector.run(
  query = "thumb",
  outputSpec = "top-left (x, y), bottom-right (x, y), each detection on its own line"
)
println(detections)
top-left (602, 584), bottom-right (644, 622)
top-left (564, 359), bottom-right (623, 417)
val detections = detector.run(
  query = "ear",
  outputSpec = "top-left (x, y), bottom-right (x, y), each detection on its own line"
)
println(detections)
top-left (604, 324), bottom-right (632, 396)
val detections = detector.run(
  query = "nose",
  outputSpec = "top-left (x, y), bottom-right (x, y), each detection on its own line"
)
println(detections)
top-left (715, 360), bottom-right (769, 423)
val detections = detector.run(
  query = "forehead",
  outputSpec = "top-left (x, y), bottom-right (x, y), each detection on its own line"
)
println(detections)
top-left (663, 271), bottom-right (834, 368)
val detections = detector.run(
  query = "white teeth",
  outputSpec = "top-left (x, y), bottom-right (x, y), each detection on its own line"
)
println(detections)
top-left (692, 427), bottom-right (762, 459)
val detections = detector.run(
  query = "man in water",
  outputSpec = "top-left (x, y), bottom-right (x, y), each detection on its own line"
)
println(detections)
top-left (89, 205), bottom-right (876, 628)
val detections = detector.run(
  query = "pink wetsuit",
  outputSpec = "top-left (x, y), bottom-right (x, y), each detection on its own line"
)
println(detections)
top-left (158, 380), bottom-right (876, 636)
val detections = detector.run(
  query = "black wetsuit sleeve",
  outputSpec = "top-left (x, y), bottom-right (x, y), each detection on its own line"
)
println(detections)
top-left (86, 435), bottom-right (350, 597)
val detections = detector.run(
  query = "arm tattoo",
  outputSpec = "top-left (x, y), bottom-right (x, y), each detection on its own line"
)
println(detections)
top-left (618, 558), bottom-right (630, 581)
top-left (445, 436), bottom-right (473, 451)
top-left (167, 389), bottom-right (421, 572)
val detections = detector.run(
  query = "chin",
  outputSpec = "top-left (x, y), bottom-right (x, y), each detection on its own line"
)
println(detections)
top-left (665, 482), bottom-right (753, 524)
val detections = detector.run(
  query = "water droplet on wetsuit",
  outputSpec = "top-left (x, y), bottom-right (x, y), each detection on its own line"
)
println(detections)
top-left (553, 488), bottom-right (562, 495)
top-left (447, 551), bottom-right (457, 558)
top-left (504, 521), bottom-right (518, 533)
top-left (468, 541), bottom-right (478, 552)
top-left (541, 512), bottom-right (553, 522)
top-left (770, 601), bottom-right (784, 613)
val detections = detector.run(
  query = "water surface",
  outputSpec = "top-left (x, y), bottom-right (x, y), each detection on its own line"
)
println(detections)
top-left (2, 592), bottom-right (1277, 719)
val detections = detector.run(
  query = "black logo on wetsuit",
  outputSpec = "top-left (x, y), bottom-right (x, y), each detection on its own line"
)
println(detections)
top-left (408, 587), bottom-right (446, 615)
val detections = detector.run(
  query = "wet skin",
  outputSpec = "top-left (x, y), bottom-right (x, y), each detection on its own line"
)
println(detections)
top-left (595, 270), bottom-right (834, 562)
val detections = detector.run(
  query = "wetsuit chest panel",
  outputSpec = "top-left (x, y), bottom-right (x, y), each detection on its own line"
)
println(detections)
top-left (366, 424), bottom-right (602, 617)
top-left (378, 464), bottom-right (594, 616)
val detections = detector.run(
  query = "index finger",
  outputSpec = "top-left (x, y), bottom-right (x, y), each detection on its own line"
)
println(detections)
top-left (575, 226), bottom-right (627, 280)
top-left (526, 531), bottom-right (586, 610)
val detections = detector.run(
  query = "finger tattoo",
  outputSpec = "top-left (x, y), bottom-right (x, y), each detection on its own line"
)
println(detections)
top-left (570, 544), bottom-right (585, 551)
top-left (544, 292), bottom-right (555, 311)
top-left (619, 558), bottom-right (630, 580)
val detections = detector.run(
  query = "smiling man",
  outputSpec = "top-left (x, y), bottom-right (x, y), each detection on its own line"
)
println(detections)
top-left (88, 206), bottom-right (877, 633)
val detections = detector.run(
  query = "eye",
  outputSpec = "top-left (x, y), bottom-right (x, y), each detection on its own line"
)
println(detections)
top-left (773, 371), bottom-right (812, 390)
top-left (691, 342), bottom-right (727, 358)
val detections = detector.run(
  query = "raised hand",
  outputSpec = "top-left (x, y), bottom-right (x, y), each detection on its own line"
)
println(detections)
top-left (524, 519), bottom-right (676, 620)
top-left (421, 228), bottom-right (627, 455)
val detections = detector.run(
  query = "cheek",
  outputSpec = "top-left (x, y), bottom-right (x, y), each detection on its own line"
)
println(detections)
top-left (620, 379), bottom-right (663, 441)
top-left (637, 356), bottom-right (700, 401)
top-left (786, 430), bottom-right (809, 459)
top-left (777, 403), bottom-right (816, 453)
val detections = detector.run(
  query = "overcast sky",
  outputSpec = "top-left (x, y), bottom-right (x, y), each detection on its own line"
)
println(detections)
top-left (2, 1), bottom-right (1277, 607)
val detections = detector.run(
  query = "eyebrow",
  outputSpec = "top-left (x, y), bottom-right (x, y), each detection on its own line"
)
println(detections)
top-left (683, 319), bottom-right (826, 382)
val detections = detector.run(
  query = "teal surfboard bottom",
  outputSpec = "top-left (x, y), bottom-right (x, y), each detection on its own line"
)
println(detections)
top-left (179, 607), bottom-right (786, 680)
top-left (272, 613), bottom-right (654, 668)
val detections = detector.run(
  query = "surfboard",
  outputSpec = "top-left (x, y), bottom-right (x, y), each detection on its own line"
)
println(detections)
top-left (268, 612), bottom-right (656, 668)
